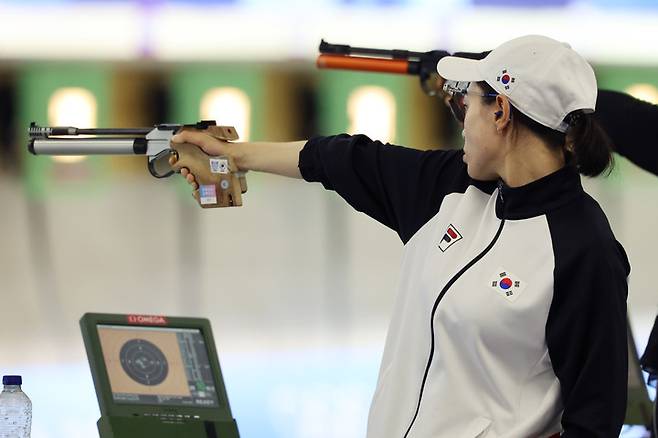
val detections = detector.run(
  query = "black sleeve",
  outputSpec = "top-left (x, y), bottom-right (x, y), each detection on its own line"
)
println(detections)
top-left (298, 134), bottom-right (470, 244)
top-left (640, 315), bottom-right (658, 384)
top-left (546, 203), bottom-right (630, 437)
top-left (596, 89), bottom-right (658, 176)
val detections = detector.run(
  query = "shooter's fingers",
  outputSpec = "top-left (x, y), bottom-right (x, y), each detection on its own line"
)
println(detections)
top-left (181, 168), bottom-right (199, 190)
top-left (171, 130), bottom-right (223, 156)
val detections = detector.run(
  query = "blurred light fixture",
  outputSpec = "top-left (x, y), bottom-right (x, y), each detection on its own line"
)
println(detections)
top-left (200, 87), bottom-right (251, 142)
top-left (624, 83), bottom-right (658, 105)
top-left (347, 86), bottom-right (396, 143)
top-left (48, 87), bottom-right (97, 163)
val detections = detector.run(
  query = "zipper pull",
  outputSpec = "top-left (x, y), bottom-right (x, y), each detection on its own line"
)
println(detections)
top-left (497, 179), bottom-right (505, 203)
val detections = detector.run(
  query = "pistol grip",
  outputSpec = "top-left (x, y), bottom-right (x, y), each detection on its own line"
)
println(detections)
top-left (170, 142), bottom-right (245, 208)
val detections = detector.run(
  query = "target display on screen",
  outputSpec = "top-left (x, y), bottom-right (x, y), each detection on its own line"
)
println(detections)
top-left (97, 325), bottom-right (219, 407)
top-left (119, 339), bottom-right (169, 386)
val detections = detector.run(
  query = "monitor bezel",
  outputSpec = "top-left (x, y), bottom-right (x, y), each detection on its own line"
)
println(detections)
top-left (80, 312), bottom-right (234, 421)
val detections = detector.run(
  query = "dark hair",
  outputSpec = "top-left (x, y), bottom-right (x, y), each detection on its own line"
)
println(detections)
top-left (477, 81), bottom-right (613, 177)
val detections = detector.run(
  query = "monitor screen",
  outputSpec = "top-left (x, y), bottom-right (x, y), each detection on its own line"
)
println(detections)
top-left (96, 324), bottom-right (220, 407)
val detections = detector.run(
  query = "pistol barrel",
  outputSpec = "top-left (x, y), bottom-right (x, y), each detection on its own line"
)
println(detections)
top-left (29, 122), bottom-right (152, 139)
top-left (28, 138), bottom-right (147, 156)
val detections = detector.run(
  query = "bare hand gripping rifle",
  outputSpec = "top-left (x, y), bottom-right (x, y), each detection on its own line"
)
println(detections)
top-left (28, 120), bottom-right (247, 208)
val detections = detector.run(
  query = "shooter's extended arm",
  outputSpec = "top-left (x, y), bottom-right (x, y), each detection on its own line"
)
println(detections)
top-left (28, 120), bottom-right (247, 209)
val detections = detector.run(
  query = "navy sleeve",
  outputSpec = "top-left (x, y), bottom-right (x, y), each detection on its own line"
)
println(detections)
top-left (596, 89), bottom-right (658, 176)
top-left (640, 315), bottom-right (658, 384)
top-left (546, 197), bottom-right (630, 437)
top-left (298, 134), bottom-right (470, 244)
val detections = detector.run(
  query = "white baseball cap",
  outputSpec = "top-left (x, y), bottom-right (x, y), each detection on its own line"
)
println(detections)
top-left (437, 35), bottom-right (597, 133)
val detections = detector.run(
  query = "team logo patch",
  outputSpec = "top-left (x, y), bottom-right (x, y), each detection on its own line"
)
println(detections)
top-left (489, 268), bottom-right (526, 302)
top-left (438, 224), bottom-right (463, 252)
top-left (496, 69), bottom-right (516, 91)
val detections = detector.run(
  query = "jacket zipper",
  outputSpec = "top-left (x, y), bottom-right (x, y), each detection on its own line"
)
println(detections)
top-left (403, 181), bottom-right (507, 438)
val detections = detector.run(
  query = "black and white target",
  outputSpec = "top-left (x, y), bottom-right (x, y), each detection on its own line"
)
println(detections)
top-left (120, 339), bottom-right (169, 386)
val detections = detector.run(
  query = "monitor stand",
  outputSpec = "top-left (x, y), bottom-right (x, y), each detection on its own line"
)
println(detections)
top-left (98, 416), bottom-right (239, 438)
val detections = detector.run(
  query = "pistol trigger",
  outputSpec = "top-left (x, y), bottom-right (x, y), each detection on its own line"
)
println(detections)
top-left (169, 149), bottom-right (179, 163)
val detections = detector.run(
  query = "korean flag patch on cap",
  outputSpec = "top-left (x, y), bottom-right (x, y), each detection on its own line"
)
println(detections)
top-left (489, 267), bottom-right (526, 302)
top-left (496, 69), bottom-right (516, 92)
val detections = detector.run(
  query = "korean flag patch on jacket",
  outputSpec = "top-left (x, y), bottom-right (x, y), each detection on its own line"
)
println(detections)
top-left (490, 268), bottom-right (526, 302)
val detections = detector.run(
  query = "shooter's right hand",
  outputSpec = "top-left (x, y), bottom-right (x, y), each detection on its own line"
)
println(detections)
top-left (168, 130), bottom-right (241, 192)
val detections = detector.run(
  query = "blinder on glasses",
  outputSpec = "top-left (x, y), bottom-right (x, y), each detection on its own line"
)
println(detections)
top-left (442, 80), bottom-right (499, 123)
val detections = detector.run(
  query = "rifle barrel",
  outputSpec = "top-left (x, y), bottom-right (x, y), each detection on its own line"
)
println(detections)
top-left (317, 54), bottom-right (419, 75)
top-left (319, 40), bottom-right (425, 59)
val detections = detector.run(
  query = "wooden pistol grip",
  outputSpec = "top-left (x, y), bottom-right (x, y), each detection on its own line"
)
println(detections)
top-left (205, 125), bottom-right (247, 193)
top-left (236, 172), bottom-right (248, 194)
top-left (171, 142), bottom-right (243, 208)
top-left (178, 125), bottom-right (239, 142)
top-left (202, 125), bottom-right (247, 194)
top-left (204, 125), bottom-right (239, 141)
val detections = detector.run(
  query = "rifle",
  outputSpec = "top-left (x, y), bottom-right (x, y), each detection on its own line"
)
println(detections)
top-left (317, 40), bottom-right (490, 121)
top-left (317, 39), bottom-right (451, 97)
top-left (27, 120), bottom-right (247, 208)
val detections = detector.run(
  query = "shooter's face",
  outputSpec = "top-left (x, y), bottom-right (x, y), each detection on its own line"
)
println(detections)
top-left (461, 83), bottom-right (501, 181)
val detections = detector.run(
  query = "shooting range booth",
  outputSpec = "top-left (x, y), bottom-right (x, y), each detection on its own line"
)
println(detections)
top-left (80, 313), bottom-right (239, 438)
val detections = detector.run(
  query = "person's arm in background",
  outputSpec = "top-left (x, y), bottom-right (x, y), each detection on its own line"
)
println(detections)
top-left (595, 89), bottom-right (658, 176)
top-left (170, 130), bottom-right (469, 244)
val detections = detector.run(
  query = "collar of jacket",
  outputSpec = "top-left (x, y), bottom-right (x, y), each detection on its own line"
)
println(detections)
top-left (491, 165), bottom-right (584, 220)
